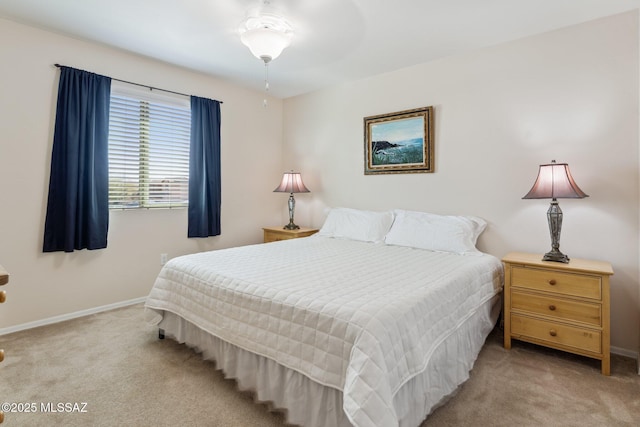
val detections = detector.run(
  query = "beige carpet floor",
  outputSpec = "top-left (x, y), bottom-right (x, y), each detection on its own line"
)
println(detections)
top-left (0, 303), bottom-right (638, 426)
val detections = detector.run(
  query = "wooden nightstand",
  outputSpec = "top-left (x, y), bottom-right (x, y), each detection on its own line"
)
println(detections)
top-left (502, 252), bottom-right (613, 375)
top-left (263, 226), bottom-right (319, 243)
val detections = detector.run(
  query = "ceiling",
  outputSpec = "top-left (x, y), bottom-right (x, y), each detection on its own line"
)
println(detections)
top-left (1, 0), bottom-right (639, 98)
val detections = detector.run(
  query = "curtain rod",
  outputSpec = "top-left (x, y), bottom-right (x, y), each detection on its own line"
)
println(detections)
top-left (54, 64), bottom-right (223, 103)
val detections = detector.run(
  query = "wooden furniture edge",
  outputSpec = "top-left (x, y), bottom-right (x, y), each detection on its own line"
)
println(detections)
top-left (0, 265), bottom-right (8, 287)
top-left (262, 226), bottom-right (319, 233)
top-left (502, 252), bottom-right (613, 275)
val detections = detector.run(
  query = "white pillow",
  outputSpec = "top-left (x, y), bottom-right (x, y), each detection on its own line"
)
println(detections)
top-left (317, 207), bottom-right (394, 243)
top-left (384, 209), bottom-right (487, 254)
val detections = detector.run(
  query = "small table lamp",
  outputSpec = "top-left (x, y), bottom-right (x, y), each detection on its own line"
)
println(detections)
top-left (273, 171), bottom-right (310, 230)
top-left (523, 160), bottom-right (588, 263)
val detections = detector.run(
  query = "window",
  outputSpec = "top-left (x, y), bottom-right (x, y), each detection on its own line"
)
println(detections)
top-left (108, 82), bottom-right (191, 209)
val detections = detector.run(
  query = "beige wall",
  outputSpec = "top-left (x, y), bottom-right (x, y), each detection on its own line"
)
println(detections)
top-left (0, 18), bottom-right (284, 329)
top-left (284, 12), bottom-right (640, 354)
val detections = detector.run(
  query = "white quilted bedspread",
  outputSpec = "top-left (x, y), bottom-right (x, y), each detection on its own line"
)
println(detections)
top-left (145, 236), bottom-right (502, 427)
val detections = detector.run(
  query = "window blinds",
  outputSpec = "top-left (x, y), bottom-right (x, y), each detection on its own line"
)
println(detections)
top-left (108, 82), bottom-right (191, 209)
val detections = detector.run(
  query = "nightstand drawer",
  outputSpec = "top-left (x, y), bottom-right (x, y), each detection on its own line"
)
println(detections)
top-left (511, 314), bottom-right (601, 354)
top-left (511, 290), bottom-right (601, 326)
top-left (511, 267), bottom-right (601, 300)
top-left (265, 232), bottom-right (296, 242)
top-left (263, 227), bottom-right (319, 243)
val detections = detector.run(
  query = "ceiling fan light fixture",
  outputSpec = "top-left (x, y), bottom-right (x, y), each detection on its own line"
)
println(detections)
top-left (239, 12), bottom-right (293, 63)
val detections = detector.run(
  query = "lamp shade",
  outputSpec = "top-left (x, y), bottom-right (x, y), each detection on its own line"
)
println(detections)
top-left (273, 172), bottom-right (310, 194)
top-left (522, 161), bottom-right (588, 200)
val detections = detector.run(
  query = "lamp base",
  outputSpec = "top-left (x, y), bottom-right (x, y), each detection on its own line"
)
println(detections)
top-left (542, 199), bottom-right (569, 263)
top-left (283, 193), bottom-right (300, 230)
top-left (542, 250), bottom-right (570, 263)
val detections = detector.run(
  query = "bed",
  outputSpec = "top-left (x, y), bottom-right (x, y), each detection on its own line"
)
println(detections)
top-left (144, 208), bottom-right (503, 427)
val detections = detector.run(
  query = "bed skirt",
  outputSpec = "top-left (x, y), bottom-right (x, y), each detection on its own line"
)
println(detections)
top-left (156, 294), bottom-right (500, 427)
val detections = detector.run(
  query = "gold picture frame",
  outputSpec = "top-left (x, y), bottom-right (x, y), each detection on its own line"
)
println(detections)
top-left (364, 106), bottom-right (434, 175)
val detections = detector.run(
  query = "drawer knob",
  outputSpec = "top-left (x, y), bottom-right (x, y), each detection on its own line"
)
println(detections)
top-left (0, 291), bottom-right (5, 303)
top-left (549, 329), bottom-right (557, 337)
top-left (0, 349), bottom-right (3, 362)
top-left (549, 304), bottom-right (556, 311)
top-left (548, 279), bottom-right (557, 286)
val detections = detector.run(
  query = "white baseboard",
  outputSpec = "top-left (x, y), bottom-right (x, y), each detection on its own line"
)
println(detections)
top-left (611, 345), bottom-right (639, 360)
top-left (0, 297), bottom-right (146, 336)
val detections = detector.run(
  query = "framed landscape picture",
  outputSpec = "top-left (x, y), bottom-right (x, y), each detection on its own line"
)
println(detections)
top-left (364, 106), bottom-right (434, 175)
